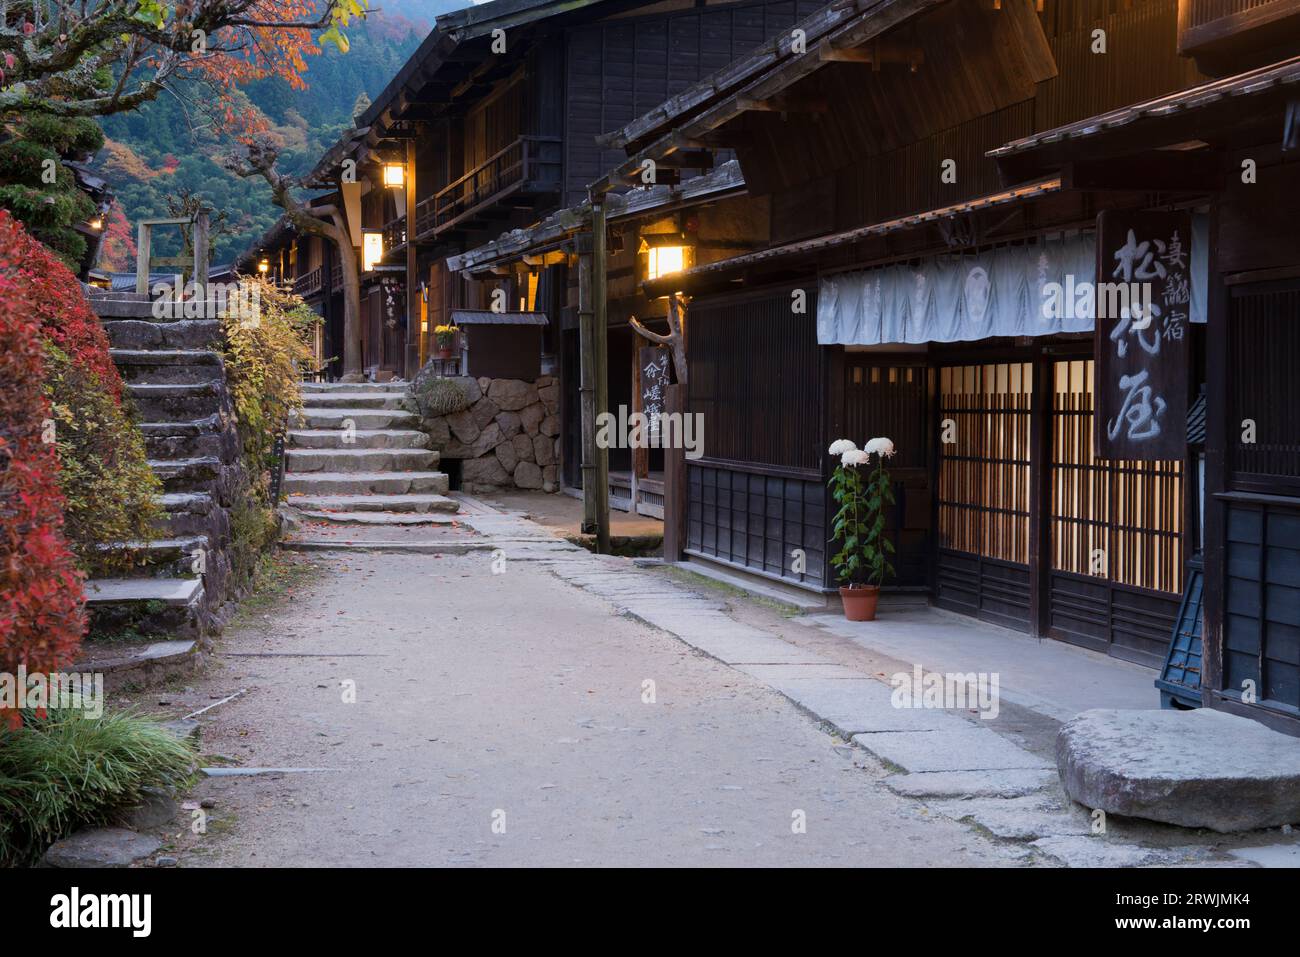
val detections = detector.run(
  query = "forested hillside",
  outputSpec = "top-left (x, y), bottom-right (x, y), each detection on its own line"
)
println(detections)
top-left (96, 5), bottom-right (462, 267)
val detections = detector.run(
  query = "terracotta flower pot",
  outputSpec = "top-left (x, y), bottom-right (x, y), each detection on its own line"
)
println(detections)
top-left (839, 584), bottom-right (880, 622)
top-left (437, 346), bottom-right (452, 360)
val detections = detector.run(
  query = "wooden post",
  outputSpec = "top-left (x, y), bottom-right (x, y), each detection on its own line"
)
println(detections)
top-left (135, 221), bottom-right (151, 296)
top-left (193, 212), bottom-right (209, 292)
top-left (405, 137), bottom-right (419, 379)
top-left (663, 383), bottom-right (687, 561)
top-left (578, 241), bottom-right (597, 535)
top-left (591, 200), bottom-right (611, 553)
top-left (1028, 350), bottom-right (1052, 638)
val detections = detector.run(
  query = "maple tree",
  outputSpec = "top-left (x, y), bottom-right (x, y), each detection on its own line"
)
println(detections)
top-left (1, 1), bottom-right (369, 129)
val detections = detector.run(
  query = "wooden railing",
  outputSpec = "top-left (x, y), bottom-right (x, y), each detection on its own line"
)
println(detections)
top-left (382, 217), bottom-right (407, 256)
top-left (416, 135), bottom-right (561, 238)
top-left (294, 265), bottom-right (323, 297)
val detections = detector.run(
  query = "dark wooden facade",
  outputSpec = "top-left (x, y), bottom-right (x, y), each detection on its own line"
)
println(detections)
top-left (590, 0), bottom-right (1260, 686)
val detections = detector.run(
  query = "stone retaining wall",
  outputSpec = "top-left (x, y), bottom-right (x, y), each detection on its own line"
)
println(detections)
top-left (410, 373), bottom-right (561, 494)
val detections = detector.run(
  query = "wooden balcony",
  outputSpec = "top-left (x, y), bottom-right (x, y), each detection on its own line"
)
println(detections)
top-left (415, 135), bottom-right (561, 240)
top-left (1179, 0), bottom-right (1300, 72)
top-left (294, 265), bottom-right (324, 298)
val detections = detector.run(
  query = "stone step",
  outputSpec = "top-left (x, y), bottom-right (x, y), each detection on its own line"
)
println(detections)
top-left (96, 535), bottom-right (209, 579)
top-left (298, 408), bottom-right (418, 430)
top-left (283, 470), bottom-right (450, 496)
top-left (141, 417), bottom-right (236, 462)
top-left (287, 428), bottom-right (429, 450)
top-left (301, 392), bottom-right (407, 410)
top-left (155, 491), bottom-right (228, 540)
top-left (294, 510), bottom-right (459, 525)
top-left (111, 349), bottom-right (225, 385)
top-left (285, 448), bottom-right (439, 473)
top-left (83, 577), bottom-right (205, 639)
top-left (148, 456), bottom-right (221, 493)
top-left (103, 319), bottom-right (221, 351)
top-left (302, 381), bottom-right (407, 393)
top-left (128, 382), bottom-right (222, 421)
top-left (286, 493), bottom-right (459, 514)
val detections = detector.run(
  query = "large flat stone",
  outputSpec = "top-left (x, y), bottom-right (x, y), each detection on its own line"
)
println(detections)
top-left (1056, 708), bottom-right (1300, 833)
top-left (774, 681), bottom-right (971, 736)
top-left (43, 828), bottom-right (162, 868)
top-left (853, 727), bottom-right (1053, 773)
top-left (884, 768), bottom-right (1058, 799)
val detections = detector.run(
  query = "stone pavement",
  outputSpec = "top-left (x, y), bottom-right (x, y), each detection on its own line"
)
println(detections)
top-left (153, 500), bottom-right (1298, 867)
top-left (447, 506), bottom-right (1297, 867)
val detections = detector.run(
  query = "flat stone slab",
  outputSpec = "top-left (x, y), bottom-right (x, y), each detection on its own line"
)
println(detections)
top-left (83, 577), bottom-right (202, 605)
top-left (640, 621), bottom-right (827, 666)
top-left (928, 795), bottom-right (1091, 841)
top-left (44, 828), bottom-right (161, 868)
top-left (1030, 835), bottom-right (1161, 868)
top-left (853, 727), bottom-right (1053, 773)
top-left (885, 768), bottom-right (1058, 799)
top-left (771, 679), bottom-right (967, 736)
top-left (1229, 843), bottom-right (1300, 867)
top-left (1057, 708), bottom-right (1300, 833)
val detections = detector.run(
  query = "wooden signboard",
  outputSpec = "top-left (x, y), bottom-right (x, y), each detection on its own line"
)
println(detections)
top-left (635, 346), bottom-right (672, 478)
top-left (1094, 209), bottom-right (1191, 460)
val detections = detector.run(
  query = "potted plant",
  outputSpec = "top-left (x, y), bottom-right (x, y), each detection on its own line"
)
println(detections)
top-left (434, 323), bottom-right (458, 359)
top-left (828, 437), bottom-right (897, 621)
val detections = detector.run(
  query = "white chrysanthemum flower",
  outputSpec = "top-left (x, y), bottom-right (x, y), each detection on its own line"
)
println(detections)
top-left (841, 449), bottom-right (871, 467)
top-left (865, 437), bottom-right (896, 458)
top-left (828, 439), bottom-right (857, 456)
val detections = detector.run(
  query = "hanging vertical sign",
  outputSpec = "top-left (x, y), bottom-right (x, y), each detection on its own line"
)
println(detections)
top-left (639, 346), bottom-right (672, 445)
top-left (1094, 209), bottom-right (1191, 460)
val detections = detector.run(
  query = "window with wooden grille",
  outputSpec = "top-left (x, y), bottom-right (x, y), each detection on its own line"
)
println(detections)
top-left (937, 363), bottom-right (1032, 565)
top-left (688, 290), bottom-right (821, 472)
top-left (1229, 280), bottom-right (1300, 494)
top-left (1050, 359), bottom-right (1183, 594)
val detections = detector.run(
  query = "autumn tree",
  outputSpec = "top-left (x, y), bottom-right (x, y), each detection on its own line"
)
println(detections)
top-left (0, 1), bottom-right (368, 124)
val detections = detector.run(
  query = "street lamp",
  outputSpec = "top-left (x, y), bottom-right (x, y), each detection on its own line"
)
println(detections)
top-left (640, 233), bottom-right (691, 282)
top-left (257, 256), bottom-right (270, 275)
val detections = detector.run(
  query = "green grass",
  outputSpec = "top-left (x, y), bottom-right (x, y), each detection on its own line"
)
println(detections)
top-left (659, 565), bottom-right (804, 617)
top-left (0, 708), bottom-right (197, 866)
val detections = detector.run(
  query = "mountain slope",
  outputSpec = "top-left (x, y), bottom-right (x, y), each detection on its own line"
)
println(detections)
top-left (96, 7), bottom-right (463, 266)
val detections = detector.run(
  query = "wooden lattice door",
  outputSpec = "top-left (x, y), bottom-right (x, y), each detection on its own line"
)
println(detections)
top-left (935, 362), bottom-right (1034, 631)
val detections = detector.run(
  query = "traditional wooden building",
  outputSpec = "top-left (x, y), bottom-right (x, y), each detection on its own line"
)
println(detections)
top-left (578, 0), bottom-right (1300, 734)
top-left (244, 0), bottom-right (832, 383)
top-left (447, 159), bottom-right (761, 509)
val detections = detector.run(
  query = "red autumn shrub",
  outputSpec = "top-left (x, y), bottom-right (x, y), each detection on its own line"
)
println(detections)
top-left (0, 214), bottom-right (86, 727)
top-left (0, 212), bottom-right (120, 400)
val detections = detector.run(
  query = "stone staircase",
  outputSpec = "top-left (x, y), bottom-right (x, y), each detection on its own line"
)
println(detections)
top-left (84, 293), bottom-right (241, 657)
top-left (283, 382), bottom-right (459, 532)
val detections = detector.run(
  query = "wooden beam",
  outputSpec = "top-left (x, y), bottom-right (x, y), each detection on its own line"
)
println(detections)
top-left (657, 149), bottom-right (715, 170)
top-left (681, 130), bottom-right (754, 150)
top-left (736, 92), bottom-right (828, 113)
top-left (817, 39), bottom-right (925, 69)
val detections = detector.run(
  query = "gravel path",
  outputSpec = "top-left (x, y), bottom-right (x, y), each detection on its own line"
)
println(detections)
top-left (173, 550), bottom-right (1019, 867)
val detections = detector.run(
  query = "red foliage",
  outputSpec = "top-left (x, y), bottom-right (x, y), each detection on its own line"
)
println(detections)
top-left (0, 212), bottom-right (122, 402)
top-left (0, 213), bottom-right (87, 727)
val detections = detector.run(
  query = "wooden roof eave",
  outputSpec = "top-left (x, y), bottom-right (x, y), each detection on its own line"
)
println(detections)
top-left (597, 0), bottom-right (867, 153)
top-left (640, 176), bottom-right (1063, 298)
top-left (590, 0), bottom-right (950, 195)
top-left (988, 54), bottom-right (1300, 181)
top-left (451, 160), bottom-right (747, 275)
